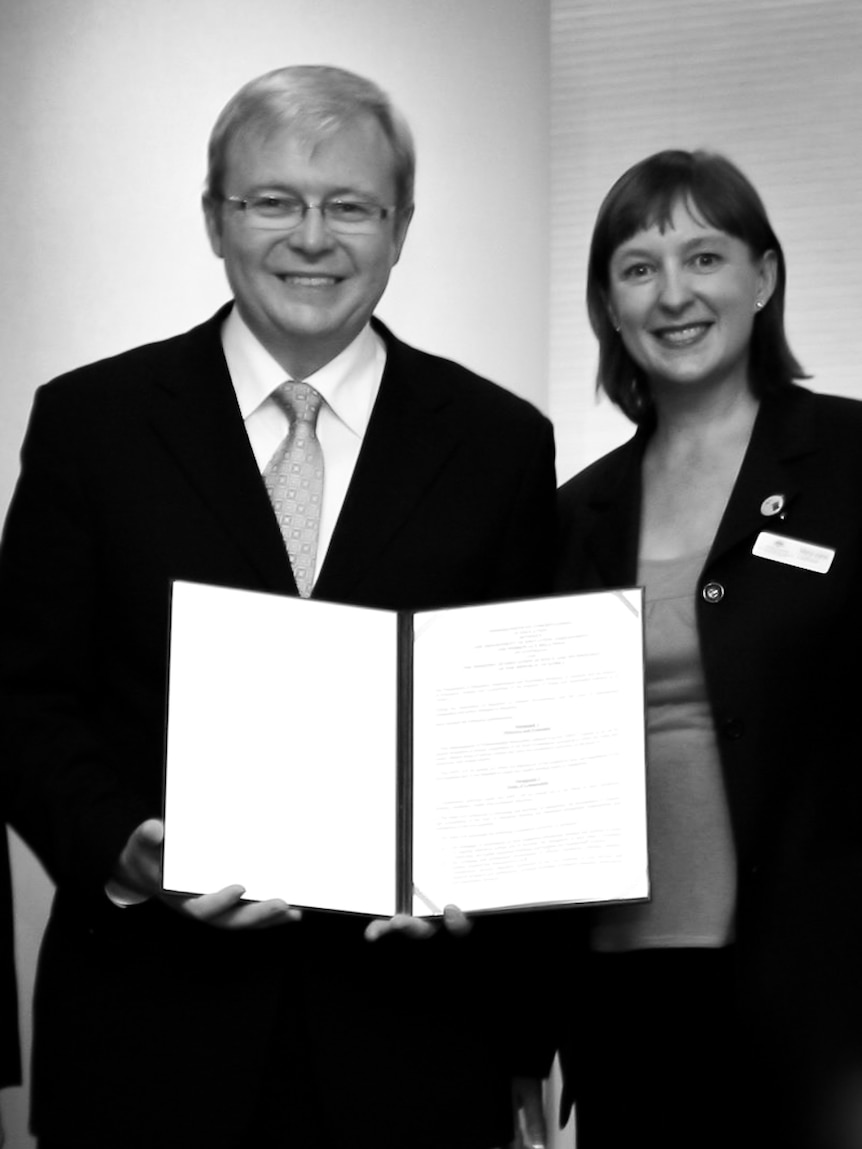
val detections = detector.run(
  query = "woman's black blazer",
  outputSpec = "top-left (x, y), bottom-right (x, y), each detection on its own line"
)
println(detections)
top-left (556, 384), bottom-right (862, 1098)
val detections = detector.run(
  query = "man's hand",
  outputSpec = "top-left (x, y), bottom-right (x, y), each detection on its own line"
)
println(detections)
top-left (364, 903), bottom-right (472, 942)
top-left (112, 818), bottom-right (301, 929)
top-left (114, 817), bottom-right (164, 898)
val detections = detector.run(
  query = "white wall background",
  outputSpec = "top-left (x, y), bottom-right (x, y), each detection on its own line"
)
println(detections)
top-left (551, 0), bottom-right (862, 484)
top-left (0, 2), bottom-right (551, 1145)
top-left (0, 0), bottom-right (552, 508)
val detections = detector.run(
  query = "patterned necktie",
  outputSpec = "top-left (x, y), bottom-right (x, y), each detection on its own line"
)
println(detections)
top-left (263, 381), bottom-right (325, 598)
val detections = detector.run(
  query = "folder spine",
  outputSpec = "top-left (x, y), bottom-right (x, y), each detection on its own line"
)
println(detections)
top-left (396, 611), bottom-right (414, 914)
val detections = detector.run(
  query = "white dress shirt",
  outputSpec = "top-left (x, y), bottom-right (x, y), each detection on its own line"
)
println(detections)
top-left (221, 305), bottom-right (387, 585)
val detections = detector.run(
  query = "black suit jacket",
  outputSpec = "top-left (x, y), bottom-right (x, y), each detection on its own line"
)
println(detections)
top-left (0, 307), bottom-right (557, 1148)
top-left (556, 384), bottom-right (862, 1136)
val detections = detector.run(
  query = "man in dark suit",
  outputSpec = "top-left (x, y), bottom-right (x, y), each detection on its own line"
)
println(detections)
top-left (0, 65), bottom-right (555, 1148)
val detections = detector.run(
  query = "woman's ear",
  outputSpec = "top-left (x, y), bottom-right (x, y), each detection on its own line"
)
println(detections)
top-left (755, 250), bottom-right (778, 310)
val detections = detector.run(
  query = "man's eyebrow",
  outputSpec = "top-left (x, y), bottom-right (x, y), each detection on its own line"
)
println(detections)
top-left (243, 183), bottom-right (298, 194)
top-left (243, 182), bottom-right (379, 200)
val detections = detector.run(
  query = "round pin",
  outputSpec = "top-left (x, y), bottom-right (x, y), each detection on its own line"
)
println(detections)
top-left (760, 494), bottom-right (785, 517)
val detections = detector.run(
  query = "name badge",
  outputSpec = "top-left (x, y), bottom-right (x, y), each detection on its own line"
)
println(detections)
top-left (752, 531), bottom-right (835, 574)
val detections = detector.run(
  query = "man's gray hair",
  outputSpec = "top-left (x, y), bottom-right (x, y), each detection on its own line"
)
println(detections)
top-left (204, 64), bottom-right (416, 211)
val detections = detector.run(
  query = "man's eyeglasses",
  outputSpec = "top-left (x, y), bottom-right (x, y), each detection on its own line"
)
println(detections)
top-left (220, 193), bottom-right (398, 235)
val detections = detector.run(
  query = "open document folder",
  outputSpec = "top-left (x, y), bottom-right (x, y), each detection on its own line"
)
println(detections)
top-left (162, 581), bottom-right (649, 918)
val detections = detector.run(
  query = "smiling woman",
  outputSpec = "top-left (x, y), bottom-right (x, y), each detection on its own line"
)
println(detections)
top-left (607, 207), bottom-right (775, 399)
top-left (585, 149), bottom-right (805, 423)
top-left (555, 150), bottom-right (862, 1149)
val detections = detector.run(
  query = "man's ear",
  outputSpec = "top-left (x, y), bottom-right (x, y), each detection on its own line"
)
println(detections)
top-left (391, 204), bottom-right (415, 266)
top-left (203, 194), bottom-right (224, 259)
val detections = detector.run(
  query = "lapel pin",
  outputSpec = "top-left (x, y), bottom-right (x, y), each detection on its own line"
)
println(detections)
top-left (760, 494), bottom-right (785, 517)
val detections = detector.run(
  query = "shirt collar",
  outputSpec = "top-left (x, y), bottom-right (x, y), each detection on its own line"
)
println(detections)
top-left (221, 306), bottom-right (385, 437)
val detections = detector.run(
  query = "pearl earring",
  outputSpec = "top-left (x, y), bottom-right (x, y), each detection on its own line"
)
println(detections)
top-left (755, 300), bottom-right (764, 311)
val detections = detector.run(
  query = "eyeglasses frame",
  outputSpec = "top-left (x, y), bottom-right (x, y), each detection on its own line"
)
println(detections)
top-left (217, 192), bottom-right (399, 234)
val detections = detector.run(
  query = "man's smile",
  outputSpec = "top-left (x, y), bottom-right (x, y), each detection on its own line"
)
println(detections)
top-left (276, 273), bottom-right (343, 288)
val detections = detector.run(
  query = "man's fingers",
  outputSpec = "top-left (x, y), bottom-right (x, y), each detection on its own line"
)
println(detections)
top-left (114, 817), bottom-right (165, 896)
top-left (365, 913), bottom-right (439, 941)
top-left (135, 817), bottom-right (165, 848)
top-left (221, 899), bottom-right (302, 929)
top-left (443, 904), bottom-right (473, 936)
top-left (165, 885), bottom-right (302, 929)
top-left (364, 906), bottom-right (475, 942)
top-left (179, 883), bottom-right (247, 919)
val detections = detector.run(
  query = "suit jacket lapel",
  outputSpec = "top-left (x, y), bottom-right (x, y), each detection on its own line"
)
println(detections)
top-left (706, 388), bottom-right (819, 570)
top-left (315, 322), bottom-right (460, 601)
top-left (582, 390), bottom-right (822, 588)
top-left (581, 430), bottom-right (646, 588)
top-left (147, 307), bottom-right (298, 595)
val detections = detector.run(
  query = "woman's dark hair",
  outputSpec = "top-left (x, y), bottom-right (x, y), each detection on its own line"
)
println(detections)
top-left (587, 149), bottom-right (807, 423)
